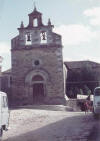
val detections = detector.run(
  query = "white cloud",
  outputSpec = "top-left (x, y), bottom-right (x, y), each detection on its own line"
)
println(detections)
top-left (63, 51), bottom-right (100, 63)
top-left (84, 7), bottom-right (100, 26)
top-left (0, 42), bottom-right (11, 54)
top-left (77, 54), bottom-right (100, 63)
top-left (54, 24), bottom-right (97, 45)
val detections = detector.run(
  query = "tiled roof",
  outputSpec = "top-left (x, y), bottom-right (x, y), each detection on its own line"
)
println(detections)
top-left (64, 61), bottom-right (100, 70)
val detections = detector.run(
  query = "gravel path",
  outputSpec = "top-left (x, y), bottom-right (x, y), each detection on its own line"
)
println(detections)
top-left (2, 106), bottom-right (95, 141)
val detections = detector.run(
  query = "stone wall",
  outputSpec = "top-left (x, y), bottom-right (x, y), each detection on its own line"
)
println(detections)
top-left (67, 99), bottom-right (81, 111)
top-left (11, 46), bottom-right (66, 105)
top-left (11, 8), bottom-right (67, 106)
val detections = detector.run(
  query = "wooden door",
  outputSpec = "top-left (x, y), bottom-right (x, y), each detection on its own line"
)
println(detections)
top-left (33, 83), bottom-right (44, 104)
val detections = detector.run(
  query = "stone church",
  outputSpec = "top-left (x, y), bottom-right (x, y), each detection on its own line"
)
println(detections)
top-left (1, 6), bottom-right (67, 106)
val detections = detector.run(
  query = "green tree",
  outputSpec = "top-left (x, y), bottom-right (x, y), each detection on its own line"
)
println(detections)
top-left (66, 62), bottom-right (97, 97)
top-left (80, 63), bottom-right (96, 92)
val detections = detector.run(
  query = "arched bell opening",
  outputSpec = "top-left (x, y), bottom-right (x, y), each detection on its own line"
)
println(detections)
top-left (40, 31), bottom-right (47, 44)
top-left (25, 33), bottom-right (32, 45)
top-left (33, 18), bottom-right (38, 27)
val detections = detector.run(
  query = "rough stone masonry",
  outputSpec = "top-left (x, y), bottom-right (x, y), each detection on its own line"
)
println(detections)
top-left (11, 6), bottom-right (67, 106)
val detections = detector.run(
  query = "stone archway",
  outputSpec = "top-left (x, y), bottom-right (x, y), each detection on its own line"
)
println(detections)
top-left (25, 69), bottom-right (50, 104)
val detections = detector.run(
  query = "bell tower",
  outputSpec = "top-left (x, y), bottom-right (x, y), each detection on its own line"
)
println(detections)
top-left (28, 6), bottom-right (43, 27)
top-left (11, 6), bottom-right (66, 105)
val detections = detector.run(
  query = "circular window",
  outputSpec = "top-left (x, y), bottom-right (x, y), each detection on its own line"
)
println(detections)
top-left (34, 60), bottom-right (40, 66)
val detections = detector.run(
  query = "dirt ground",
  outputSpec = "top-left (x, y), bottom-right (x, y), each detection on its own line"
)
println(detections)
top-left (2, 105), bottom-right (95, 141)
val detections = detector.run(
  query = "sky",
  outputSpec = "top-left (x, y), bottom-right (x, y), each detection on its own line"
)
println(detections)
top-left (0, 0), bottom-right (100, 71)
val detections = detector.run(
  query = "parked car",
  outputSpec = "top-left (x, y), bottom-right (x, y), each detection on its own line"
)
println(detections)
top-left (0, 91), bottom-right (10, 140)
top-left (93, 87), bottom-right (100, 117)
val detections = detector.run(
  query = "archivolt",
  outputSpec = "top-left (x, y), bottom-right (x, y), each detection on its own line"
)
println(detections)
top-left (25, 69), bottom-right (50, 86)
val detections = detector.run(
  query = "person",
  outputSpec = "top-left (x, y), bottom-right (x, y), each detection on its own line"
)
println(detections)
top-left (84, 99), bottom-right (93, 114)
top-left (84, 100), bottom-right (89, 114)
top-left (87, 95), bottom-right (90, 101)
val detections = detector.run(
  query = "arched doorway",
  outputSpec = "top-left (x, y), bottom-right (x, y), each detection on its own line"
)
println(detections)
top-left (32, 75), bottom-right (45, 104)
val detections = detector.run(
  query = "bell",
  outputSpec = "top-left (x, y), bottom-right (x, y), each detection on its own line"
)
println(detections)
top-left (27, 35), bottom-right (31, 41)
top-left (42, 32), bottom-right (46, 40)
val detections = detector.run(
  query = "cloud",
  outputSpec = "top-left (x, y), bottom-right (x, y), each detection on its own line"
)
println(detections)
top-left (84, 7), bottom-right (100, 26)
top-left (0, 42), bottom-right (11, 54)
top-left (63, 51), bottom-right (100, 63)
top-left (54, 24), bottom-right (97, 45)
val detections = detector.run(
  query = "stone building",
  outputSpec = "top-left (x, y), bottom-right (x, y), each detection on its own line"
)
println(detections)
top-left (0, 56), bottom-right (3, 91)
top-left (65, 60), bottom-right (100, 98)
top-left (11, 6), bottom-right (67, 105)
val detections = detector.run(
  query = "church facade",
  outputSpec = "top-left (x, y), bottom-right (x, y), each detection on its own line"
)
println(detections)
top-left (4, 7), bottom-right (67, 105)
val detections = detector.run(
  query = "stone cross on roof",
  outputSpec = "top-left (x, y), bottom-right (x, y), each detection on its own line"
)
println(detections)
top-left (33, 1), bottom-right (36, 11)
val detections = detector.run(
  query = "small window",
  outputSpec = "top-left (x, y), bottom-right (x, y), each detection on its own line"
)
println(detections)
top-left (40, 31), bottom-right (47, 44)
top-left (94, 88), bottom-right (100, 96)
top-left (34, 60), bottom-right (40, 66)
top-left (25, 33), bottom-right (32, 45)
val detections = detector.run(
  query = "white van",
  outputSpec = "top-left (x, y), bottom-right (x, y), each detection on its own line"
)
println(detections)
top-left (0, 91), bottom-right (9, 140)
top-left (93, 87), bottom-right (100, 116)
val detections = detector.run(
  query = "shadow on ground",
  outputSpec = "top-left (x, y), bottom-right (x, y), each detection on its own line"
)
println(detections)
top-left (4, 113), bottom-right (93, 141)
top-left (87, 118), bottom-right (100, 141)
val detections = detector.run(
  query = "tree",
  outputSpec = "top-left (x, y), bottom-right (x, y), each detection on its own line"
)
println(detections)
top-left (80, 63), bottom-right (96, 92)
top-left (66, 62), bottom-right (97, 98)
top-left (83, 85), bottom-right (91, 95)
